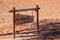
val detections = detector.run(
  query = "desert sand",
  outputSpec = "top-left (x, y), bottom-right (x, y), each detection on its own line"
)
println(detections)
top-left (0, 0), bottom-right (60, 40)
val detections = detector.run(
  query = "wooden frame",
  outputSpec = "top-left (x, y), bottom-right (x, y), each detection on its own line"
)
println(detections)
top-left (9, 5), bottom-right (40, 39)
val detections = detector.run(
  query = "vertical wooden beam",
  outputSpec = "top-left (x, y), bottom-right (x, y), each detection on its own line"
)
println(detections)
top-left (13, 7), bottom-right (15, 39)
top-left (36, 5), bottom-right (40, 40)
top-left (36, 5), bottom-right (40, 34)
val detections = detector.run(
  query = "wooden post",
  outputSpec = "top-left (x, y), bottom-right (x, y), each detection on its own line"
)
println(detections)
top-left (13, 7), bottom-right (15, 39)
top-left (36, 5), bottom-right (40, 34)
top-left (36, 5), bottom-right (40, 40)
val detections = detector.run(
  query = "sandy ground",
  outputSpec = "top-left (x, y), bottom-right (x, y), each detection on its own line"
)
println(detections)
top-left (0, 0), bottom-right (60, 40)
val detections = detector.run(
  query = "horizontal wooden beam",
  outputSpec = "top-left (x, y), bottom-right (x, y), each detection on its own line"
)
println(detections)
top-left (9, 7), bottom-right (40, 13)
